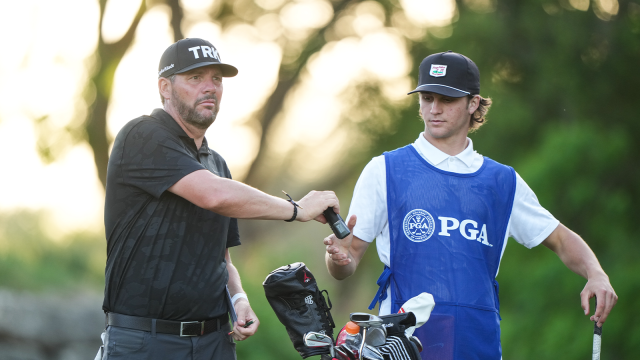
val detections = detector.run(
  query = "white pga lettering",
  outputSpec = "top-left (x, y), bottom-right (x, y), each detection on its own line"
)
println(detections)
top-left (437, 216), bottom-right (491, 247)
top-left (409, 222), bottom-right (431, 230)
top-left (187, 46), bottom-right (220, 61)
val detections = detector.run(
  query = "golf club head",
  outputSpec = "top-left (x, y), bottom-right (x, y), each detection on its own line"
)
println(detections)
top-left (304, 332), bottom-right (333, 348)
top-left (364, 326), bottom-right (387, 347)
top-left (350, 312), bottom-right (384, 327)
top-left (341, 343), bottom-right (359, 360)
top-left (409, 335), bottom-right (423, 352)
top-left (335, 345), bottom-right (351, 360)
top-left (363, 345), bottom-right (384, 360)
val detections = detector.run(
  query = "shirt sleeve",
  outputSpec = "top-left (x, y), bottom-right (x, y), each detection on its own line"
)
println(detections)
top-left (226, 218), bottom-right (241, 248)
top-left (348, 156), bottom-right (388, 243)
top-left (508, 172), bottom-right (560, 248)
top-left (120, 121), bottom-right (205, 198)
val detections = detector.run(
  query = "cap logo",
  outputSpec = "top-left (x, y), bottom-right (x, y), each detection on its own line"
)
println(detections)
top-left (429, 64), bottom-right (447, 77)
top-left (158, 63), bottom-right (174, 76)
top-left (187, 45), bottom-right (221, 61)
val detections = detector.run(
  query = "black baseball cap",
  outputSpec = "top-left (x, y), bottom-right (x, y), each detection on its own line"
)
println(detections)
top-left (408, 51), bottom-right (480, 97)
top-left (158, 38), bottom-right (238, 78)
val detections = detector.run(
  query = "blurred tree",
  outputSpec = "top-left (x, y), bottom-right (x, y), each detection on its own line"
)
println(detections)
top-left (18, 0), bottom-right (638, 358)
top-left (85, 0), bottom-right (147, 188)
top-left (31, 0), bottom-right (185, 188)
top-left (343, 0), bottom-right (640, 359)
top-left (241, 0), bottom-right (356, 187)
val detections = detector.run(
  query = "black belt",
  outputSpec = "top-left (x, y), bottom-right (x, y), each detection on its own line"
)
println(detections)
top-left (107, 312), bottom-right (228, 337)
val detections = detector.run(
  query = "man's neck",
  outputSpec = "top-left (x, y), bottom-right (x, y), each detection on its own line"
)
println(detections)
top-left (164, 105), bottom-right (206, 149)
top-left (422, 132), bottom-right (469, 157)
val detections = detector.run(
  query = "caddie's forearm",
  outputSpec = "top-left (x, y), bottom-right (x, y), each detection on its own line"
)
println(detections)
top-left (325, 252), bottom-right (357, 280)
top-left (544, 224), bottom-right (606, 280)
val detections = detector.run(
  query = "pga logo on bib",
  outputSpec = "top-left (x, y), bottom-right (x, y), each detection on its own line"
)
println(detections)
top-left (403, 209), bottom-right (491, 246)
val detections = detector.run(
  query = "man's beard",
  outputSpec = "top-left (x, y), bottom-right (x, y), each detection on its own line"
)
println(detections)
top-left (172, 89), bottom-right (219, 130)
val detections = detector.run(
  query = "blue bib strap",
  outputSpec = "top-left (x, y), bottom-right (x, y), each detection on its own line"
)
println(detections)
top-left (493, 279), bottom-right (502, 321)
top-left (368, 266), bottom-right (392, 310)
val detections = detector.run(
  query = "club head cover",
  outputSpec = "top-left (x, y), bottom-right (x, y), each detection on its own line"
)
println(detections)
top-left (397, 292), bottom-right (435, 336)
top-left (263, 262), bottom-right (335, 358)
top-left (378, 312), bottom-right (417, 336)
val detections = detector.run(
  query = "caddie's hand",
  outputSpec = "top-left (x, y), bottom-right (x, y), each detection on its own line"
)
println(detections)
top-left (231, 298), bottom-right (260, 341)
top-left (580, 272), bottom-right (617, 327)
top-left (324, 215), bottom-right (357, 266)
top-left (296, 190), bottom-right (340, 223)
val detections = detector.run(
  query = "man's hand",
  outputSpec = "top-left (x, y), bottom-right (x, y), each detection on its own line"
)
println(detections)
top-left (296, 190), bottom-right (340, 223)
top-left (324, 215), bottom-right (356, 266)
top-left (231, 298), bottom-right (259, 341)
top-left (580, 273), bottom-right (618, 327)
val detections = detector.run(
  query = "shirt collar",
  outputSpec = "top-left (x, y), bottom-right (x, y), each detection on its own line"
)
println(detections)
top-left (413, 133), bottom-right (477, 168)
top-left (150, 108), bottom-right (210, 154)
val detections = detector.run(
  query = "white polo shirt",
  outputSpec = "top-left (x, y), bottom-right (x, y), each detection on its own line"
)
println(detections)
top-left (347, 133), bottom-right (559, 314)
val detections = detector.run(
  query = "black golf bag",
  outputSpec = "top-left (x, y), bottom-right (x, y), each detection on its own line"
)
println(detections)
top-left (263, 262), bottom-right (336, 358)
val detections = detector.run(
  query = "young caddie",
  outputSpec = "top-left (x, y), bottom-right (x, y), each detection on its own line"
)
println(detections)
top-left (323, 51), bottom-right (617, 359)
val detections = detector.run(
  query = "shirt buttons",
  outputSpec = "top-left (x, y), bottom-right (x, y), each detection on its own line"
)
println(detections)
top-left (449, 157), bottom-right (454, 162)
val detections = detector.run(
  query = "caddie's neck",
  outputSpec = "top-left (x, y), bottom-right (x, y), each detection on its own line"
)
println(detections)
top-left (422, 131), bottom-right (469, 157)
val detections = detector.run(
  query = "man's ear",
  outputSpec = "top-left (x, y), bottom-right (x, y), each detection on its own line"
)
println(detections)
top-left (159, 77), bottom-right (172, 103)
top-left (468, 95), bottom-right (480, 114)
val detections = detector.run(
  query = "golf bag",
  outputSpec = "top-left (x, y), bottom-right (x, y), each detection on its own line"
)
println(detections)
top-left (377, 312), bottom-right (421, 360)
top-left (263, 262), bottom-right (336, 358)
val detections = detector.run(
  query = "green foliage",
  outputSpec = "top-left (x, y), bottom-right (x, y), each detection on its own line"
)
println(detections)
top-left (337, 0), bottom-right (640, 358)
top-left (5, 0), bottom-right (640, 358)
top-left (0, 211), bottom-right (105, 291)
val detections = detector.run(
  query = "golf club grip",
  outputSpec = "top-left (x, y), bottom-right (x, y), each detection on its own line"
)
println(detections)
top-left (323, 207), bottom-right (350, 239)
top-left (593, 297), bottom-right (602, 360)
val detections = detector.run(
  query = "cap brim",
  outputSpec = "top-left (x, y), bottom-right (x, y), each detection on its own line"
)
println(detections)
top-left (175, 62), bottom-right (239, 77)
top-left (407, 84), bottom-right (469, 97)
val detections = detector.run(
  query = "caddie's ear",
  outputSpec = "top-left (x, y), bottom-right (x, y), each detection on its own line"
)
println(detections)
top-left (159, 77), bottom-right (172, 103)
top-left (468, 95), bottom-right (480, 114)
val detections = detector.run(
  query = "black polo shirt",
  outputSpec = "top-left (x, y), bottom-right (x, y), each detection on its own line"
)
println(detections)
top-left (103, 108), bottom-right (240, 321)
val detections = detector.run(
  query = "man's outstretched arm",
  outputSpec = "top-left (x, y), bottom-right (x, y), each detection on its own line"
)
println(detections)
top-left (542, 224), bottom-right (617, 327)
top-left (169, 169), bottom-right (340, 222)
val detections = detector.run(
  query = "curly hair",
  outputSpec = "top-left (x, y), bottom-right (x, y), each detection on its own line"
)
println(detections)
top-left (468, 95), bottom-right (492, 132)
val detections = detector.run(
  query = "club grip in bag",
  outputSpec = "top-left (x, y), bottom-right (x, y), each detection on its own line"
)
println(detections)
top-left (323, 207), bottom-right (350, 239)
top-left (593, 297), bottom-right (602, 360)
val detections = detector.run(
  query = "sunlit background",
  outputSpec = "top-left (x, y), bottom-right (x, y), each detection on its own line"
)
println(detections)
top-left (0, 0), bottom-right (637, 359)
top-left (0, 0), bottom-right (457, 235)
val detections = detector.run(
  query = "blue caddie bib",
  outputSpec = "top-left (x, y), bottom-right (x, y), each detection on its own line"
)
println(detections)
top-left (373, 145), bottom-right (516, 360)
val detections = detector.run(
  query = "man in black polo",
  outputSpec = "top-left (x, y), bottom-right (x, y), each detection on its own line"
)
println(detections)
top-left (98, 38), bottom-right (341, 360)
